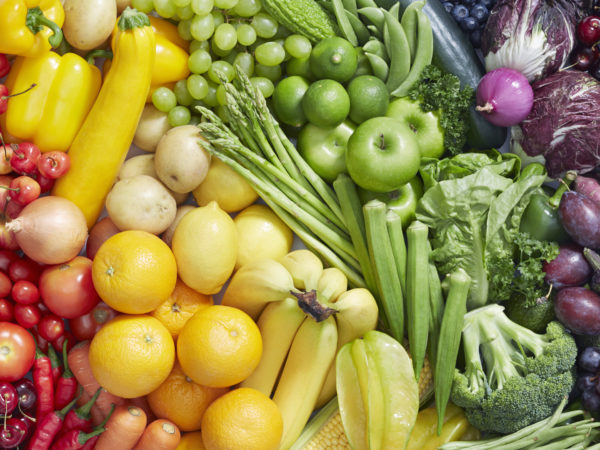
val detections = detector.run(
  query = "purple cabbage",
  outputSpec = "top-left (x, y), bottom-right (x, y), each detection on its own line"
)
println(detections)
top-left (512, 70), bottom-right (600, 178)
top-left (481, 0), bottom-right (585, 82)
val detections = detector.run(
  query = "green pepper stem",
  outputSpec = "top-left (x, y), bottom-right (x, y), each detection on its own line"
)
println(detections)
top-left (117, 7), bottom-right (151, 30)
top-left (26, 6), bottom-right (63, 48)
top-left (86, 50), bottom-right (113, 65)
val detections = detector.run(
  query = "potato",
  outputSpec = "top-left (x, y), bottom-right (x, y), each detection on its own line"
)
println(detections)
top-left (118, 154), bottom-right (188, 205)
top-left (116, 0), bottom-right (131, 13)
top-left (106, 175), bottom-right (177, 235)
top-left (133, 104), bottom-right (171, 152)
top-left (63, 0), bottom-right (117, 51)
top-left (161, 205), bottom-right (195, 247)
top-left (155, 125), bottom-right (211, 194)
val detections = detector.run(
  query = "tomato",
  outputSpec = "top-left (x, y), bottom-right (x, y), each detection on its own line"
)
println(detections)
top-left (10, 280), bottom-right (39, 305)
top-left (0, 250), bottom-right (19, 273)
top-left (0, 271), bottom-right (12, 298)
top-left (51, 330), bottom-right (75, 354)
top-left (8, 257), bottom-right (42, 284)
top-left (69, 302), bottom-right (118, 341)
top-left (39, 256), bottom-right (100, 319)
top-left (38, 314), bottom-right (65, 342)
top-left (0, 322), bottom-right (35, 382)
top-left (13, 303), bottom-right (41, 329)
top-left (0, 299), bottom-right (13, 322)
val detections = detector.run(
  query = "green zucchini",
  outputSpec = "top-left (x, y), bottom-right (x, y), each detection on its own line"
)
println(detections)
top-left (376, 0), bottom-right (507, 150)
top-left (261, 0), bottom-right (339, 43)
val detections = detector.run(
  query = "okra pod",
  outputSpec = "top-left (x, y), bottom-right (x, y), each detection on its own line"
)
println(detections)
top-left (435, 268), bottom-right (471, 435)
top-left (385, 210), bottom-right (407, 298)
top-left (427, 240), bottom-right (444, 374)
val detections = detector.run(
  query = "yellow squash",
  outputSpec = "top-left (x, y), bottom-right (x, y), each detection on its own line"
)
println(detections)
top-left (52, 7), bottom-right (155, 228)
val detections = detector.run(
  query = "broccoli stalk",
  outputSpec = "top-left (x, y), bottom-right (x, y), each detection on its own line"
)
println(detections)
top-left (451, 304), bottom-right (577, 435)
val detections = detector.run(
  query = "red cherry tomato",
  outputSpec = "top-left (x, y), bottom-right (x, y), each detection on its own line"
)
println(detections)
top-left (0, 250), bottom-right (19, 273)
top-left (0, 322), bottom-right (36, 382)
top-left (37, 314), bottom-right (64, 342)
top-left (10, 280), bottom-right (39, 305)
top-left (0, 271), bottom-right (12, 298)
top-left (39, 256), bottom-right (100, 319)
top-left (13, 303), bottom-right (41, 329)
top-left (69, 302), bottom-right (118, 341)
top-left (30, 325), bottom-right (49, 353)
top-left (8, 257), bottom-right (42, 284)
top-left (51, 330), bottom-right (75, 354)
top-left (0, 299), bottom-right (13, 322)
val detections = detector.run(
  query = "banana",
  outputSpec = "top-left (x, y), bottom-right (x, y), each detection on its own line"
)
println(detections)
top-left (240, 297), bottom-right (306, 397)
top-left (273, 315), bottom-right (338, 450)
top-left (316, 288), bottom-right (379, 408)
top-left (221, 258), bottom-right (296, 319)
top-left (279, 249), bottom-right (323, 291)
top-left (316, 267), bottom-right (348, 305)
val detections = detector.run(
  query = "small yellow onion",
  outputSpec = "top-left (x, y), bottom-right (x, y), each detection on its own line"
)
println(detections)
top-left (6, 195), bottom-right (88, 264)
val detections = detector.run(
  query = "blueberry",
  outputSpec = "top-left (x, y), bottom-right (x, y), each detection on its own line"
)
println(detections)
top-left (582, 389), bottom-right (600, 412)
top-left (479, 0), bottom-right (495, 8)
top-left (461, 0), bottom-right (476, 5)
top-left (578, 373), bottom-right (598, 392)
top-left (469, 29), bottom-right (482, 48)
top-left (460, 16), bottom-right (479, 32)
top-left (442, 1), bottom-right (455, 13)
top-left (451, 4), bottom-right (469, 21)
top-left (579, 347), bottom-right (600, 372)
top-left (470, 4), bottom-right (489, 22)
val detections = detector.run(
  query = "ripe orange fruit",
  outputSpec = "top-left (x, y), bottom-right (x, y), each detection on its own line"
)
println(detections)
top-left (177, 431), bottom-right (206, 450)
top-left (91, 230), bottom-right (177, 314)
top-left (177, 305), bottom-right (262, 388)
top-left (88, 314), bottom-right (175, 398)
top-left (151, 278), bottom-right (214, 339)
top-left (201, 387), bottom-right (283, 450)
top-left (147, 362), bottom-right (228, 432)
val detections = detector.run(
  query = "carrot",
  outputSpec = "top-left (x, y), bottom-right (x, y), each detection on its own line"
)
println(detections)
top-left (67, 341), bottom-right (125, 417)
top-left (132, 419), bottom-right (181, 450)
top-left (95, 404), bottom-right (148, 450)
top-left (129, 396), bottom-right (156, 423)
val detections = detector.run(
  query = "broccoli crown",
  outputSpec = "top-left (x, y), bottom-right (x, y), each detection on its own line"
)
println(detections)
top-left (450, 304), bottom-right (577, 435)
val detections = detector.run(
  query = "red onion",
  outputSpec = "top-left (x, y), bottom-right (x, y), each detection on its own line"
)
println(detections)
top-left (476, 68), bottom-right (534, 127)
top-left (6, 195), bottom-right (88, 264)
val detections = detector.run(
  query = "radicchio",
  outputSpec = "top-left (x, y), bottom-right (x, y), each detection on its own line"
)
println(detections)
top-left (512, 70), bottom-right (600, 178)
top-left (481, 0), bottom-right (585, 82)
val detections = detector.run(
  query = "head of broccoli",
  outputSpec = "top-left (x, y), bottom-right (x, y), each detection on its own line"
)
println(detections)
top-left (450, 304), bottom-right (577, 435)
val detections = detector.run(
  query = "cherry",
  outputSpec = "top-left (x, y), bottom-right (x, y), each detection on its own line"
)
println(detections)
top-left (13, 378), bottom-right (36, 413)
top-left (578, 16), bottom-right (600, 46)
top-left (572, 45), bottom-right (600, 70)
top-left (0, 383), bottom-right (17, 417)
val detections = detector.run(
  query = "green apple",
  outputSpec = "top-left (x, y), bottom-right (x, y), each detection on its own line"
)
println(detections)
top-left (345, 117), bottom-right (421, 193)
top-left (297, 120), bottom-right (355, 183)
top-left (386, 97), bottom-right (445, 159)
top-left (358, 176), bottom-right (424, 229)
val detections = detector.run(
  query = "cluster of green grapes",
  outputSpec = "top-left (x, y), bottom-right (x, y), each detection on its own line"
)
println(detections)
top-left (130, 0), bottom-right (314, 127)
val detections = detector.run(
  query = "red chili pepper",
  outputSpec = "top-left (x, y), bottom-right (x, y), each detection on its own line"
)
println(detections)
top-left (51, 404), bottom-right (113, 450)
top-left (27, 395), bottom-right (79, 450)
top-left (33, 346), bottom-right (54, 420)
top-left (55, 341), bottom-right (78, 410)
top-left (62, 388), bottom-right (101, 433)
top-left (47, 344), bottom-right (63, 384)
top-left (79, 435), bottom-right (98, 450)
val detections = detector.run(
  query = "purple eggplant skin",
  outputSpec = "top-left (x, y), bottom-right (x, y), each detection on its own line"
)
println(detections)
top-left (555, 287), bottom-right (600, 335)
top-left (543, 243), bottom-right (591, 289)
top-left (558, 191), bottom-right (600, 249)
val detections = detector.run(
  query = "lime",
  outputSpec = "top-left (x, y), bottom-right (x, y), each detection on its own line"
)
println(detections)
top-left (302, 79), bottom-right (350, 128)
top-left (347, 75), bottom-right (390, 124)
top-left (310, 36), bottom-right (358, 83)
top-left (272, 76), bottom-right (311, 127)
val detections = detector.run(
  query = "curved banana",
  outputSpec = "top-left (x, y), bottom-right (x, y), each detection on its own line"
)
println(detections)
top-left (240, 297), bottom-right (306, 397)
top-left (273, 315), bottom-right (338, 450)
top-left (316, 267), bottom-right (348, 305)
top-left (221, 258), bottom-right (296, 319)
top-left (279, 249), bottom-right (323, 291)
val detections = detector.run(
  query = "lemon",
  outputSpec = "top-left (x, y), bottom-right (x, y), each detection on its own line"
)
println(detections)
top-left (233, 204), bottom-right (294, 270)
top-left (302, 79), bottom-right (350, 128)
top-left (192, 158), bottom-right (258, 213)
top-left (310, 37), bottom-right (358, 83)
top-left (171, 201), bottom-right (238, 295)
top-left (272, 76), bottom-right (311, 127)
top-left (347, 75), bottom-right (390, 124)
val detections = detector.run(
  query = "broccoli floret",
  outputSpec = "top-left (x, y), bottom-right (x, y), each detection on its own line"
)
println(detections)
top-left (450, 304), bottom-right (577, 435)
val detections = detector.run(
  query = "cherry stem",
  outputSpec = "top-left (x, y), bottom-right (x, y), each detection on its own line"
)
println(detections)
top-left (1, 83), bottom-right (37, 101)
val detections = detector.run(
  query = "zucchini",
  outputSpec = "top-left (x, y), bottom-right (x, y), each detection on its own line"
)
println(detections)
top-left (261, 0), bottom-right (339, 43)
top-left (376, 0), bottom-right (507, 150)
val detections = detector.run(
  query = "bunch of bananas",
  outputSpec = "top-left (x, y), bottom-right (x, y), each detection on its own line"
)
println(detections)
top-left (222, 249), bottom-right (379, 450)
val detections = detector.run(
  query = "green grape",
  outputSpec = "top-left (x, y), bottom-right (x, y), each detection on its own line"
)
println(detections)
top-left (188, 49), bottom-right (212, 74)
top-left (202, 81), bottom-right (219, 107)
top-left (174, 79), bottom-right (194, 106)
top-left (250, 12), bottom-right (278, 39)
top-left (177, 19), bottom-right (193, 40)
top-left (189, 115), bottom-right (202, 126)
top-left (254, 63), bottom-right (282, 82)
top-left (154, 0), bottom-right (177, 18)
top-left (234, 52), bottom-right (254, 77)
top-left (176, 5), bottom-right (194, 19)
top-left (210, 38), bottom-right (232, 58)
top-left (211, 9), bottom-right (225, 27)
top-left (190, 99), bottom-right (205, 113)
top-left (235, 23), bottom-right (256, 47)
top-left (216, 104), bottom-right (230, 123)
top-left (216, 84), bottom-right (228, 105)
top-left (254, 42), bottom-right (285, 66)
top-left (222, 49), bottom-right (239, 65)
top-left (190, 14), bottom-right (215, 41)
top-left (168, 106), bottom-right (191, 126)
top-left (174, 0), bottom-right (191, 6)
top-left (213, 23), bottom-right (237, 52)
top-left (214, 0), bottom-right (238, 8)
top-left (191, 0), bottom-right (213, 15)
top-left (231, 0), bottom-right (261, 17)
top-left (208, 60), bottom-right (235, 84)
top-left (284, 34), bottom-right (312, 59)
top-left (285, 55), bottom-right (314, 79)
top-left (152, 87), bottom-right (178, 112)
top-left (250, 77), bottom-right (274, 98)
top-left (187, 74), bottom-right (210, 100)
top-left (189, 39), bottom-right (210, 53)
top-left (131, 0), bottom-right (154, 13)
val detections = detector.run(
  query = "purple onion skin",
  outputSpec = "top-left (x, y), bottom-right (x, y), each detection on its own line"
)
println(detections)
top-left (476, 68), bottom-right (534, 127)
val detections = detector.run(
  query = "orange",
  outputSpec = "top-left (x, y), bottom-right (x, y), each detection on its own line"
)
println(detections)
top-left (177, 305), bottom-right (262, 388)
top-left (151, 278), bottom-right (214, 339)
top-left (201, 387), bottom-right (283, 450)
top-left (91, 230), bottom-right (177, 314)
top-left (177, 431), bottom-right (206, 450)
top-left (88, 314), bottom-right (175, 398)
top-left (147, 362), bottom-right (228, 432)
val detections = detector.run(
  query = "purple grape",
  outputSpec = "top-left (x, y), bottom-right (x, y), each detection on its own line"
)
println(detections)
top-left (555, 287), bottom-right (600, 335)
top-left (558, 191), bottom-right (600, 249)
top-left (543, 243), bottom-right (592, 289)
top-left (577, 373), bottom-right (597, 391)
top-left (579, 347), bottom-right (600, 372)
top-left (582, 388), bottom-right (600, 411)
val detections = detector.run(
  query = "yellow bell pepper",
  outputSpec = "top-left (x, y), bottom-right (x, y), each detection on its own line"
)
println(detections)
top-left (406, 403), bottom-right (480, 450)
top-left (1, 52), bottom-right (101, 152)
top-left (104, 15), bottom-right (190, 102)
top-left (0, 0), bottom-right (64, 58)
top-left (52, 7), bottom-right (155, 228)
